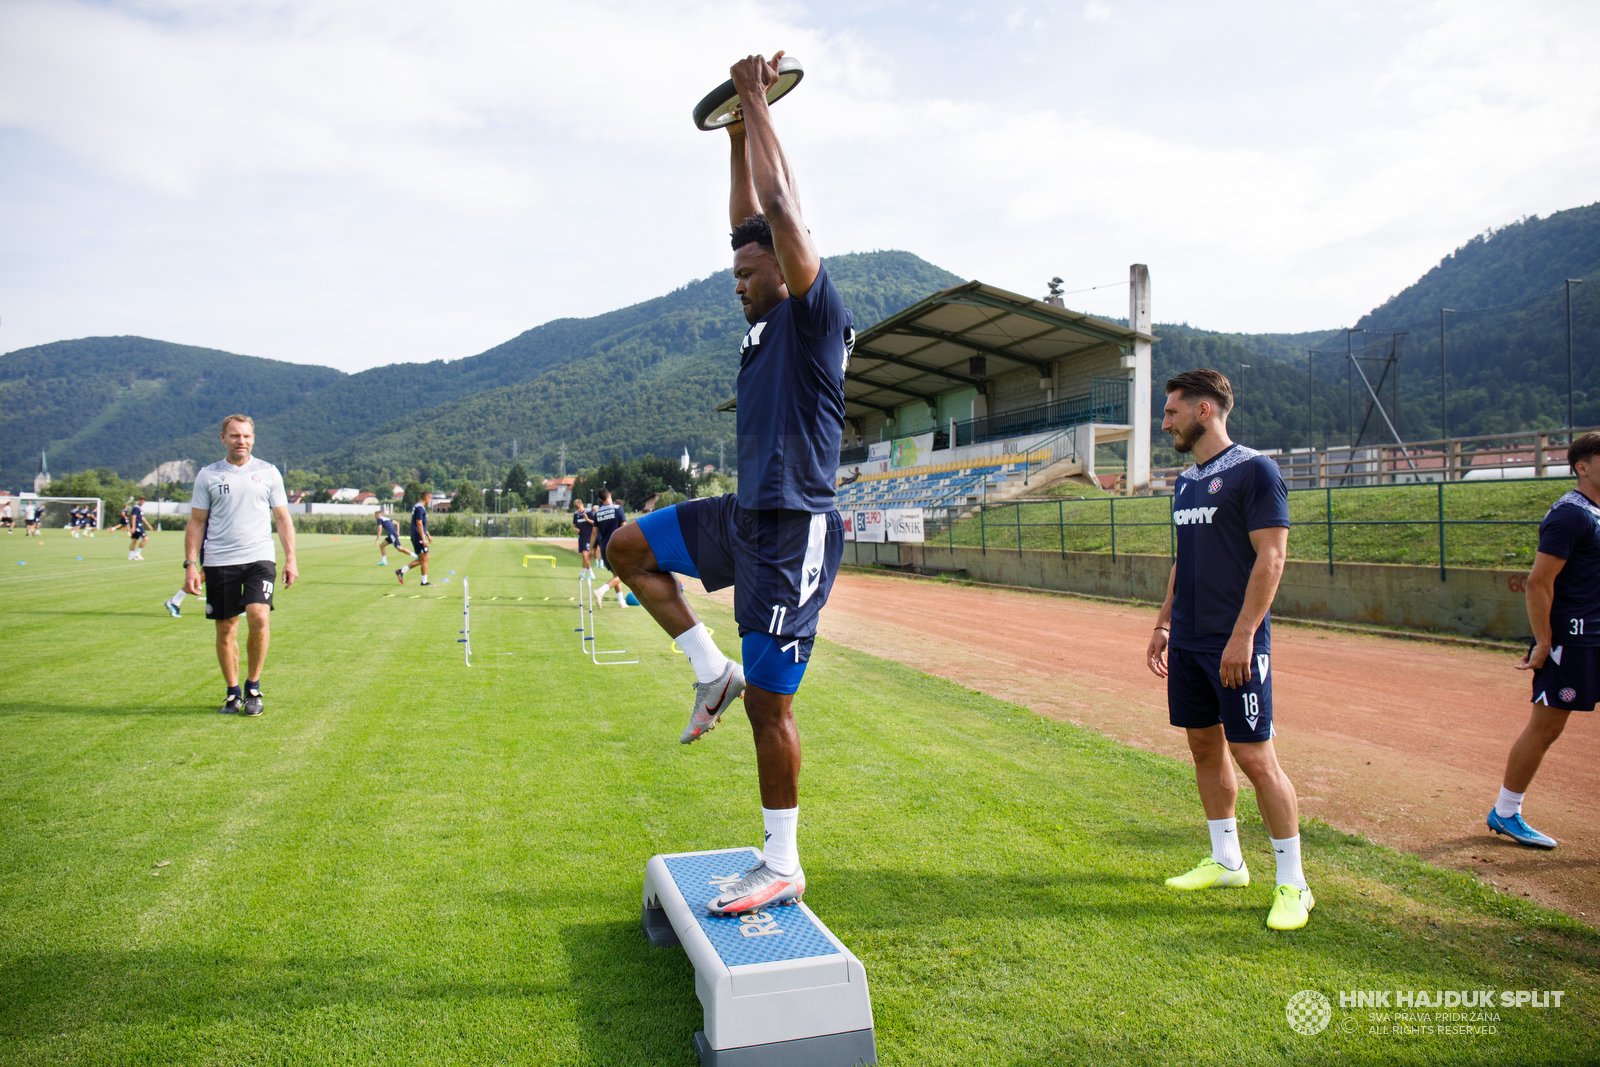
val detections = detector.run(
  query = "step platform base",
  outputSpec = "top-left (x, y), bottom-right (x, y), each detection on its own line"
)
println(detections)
top-left (693, 1027), bottom-right (877, 1067)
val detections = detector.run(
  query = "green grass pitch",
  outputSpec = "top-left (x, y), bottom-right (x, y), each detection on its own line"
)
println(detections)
top-left (2, 531), bottom-right (1597, 1065)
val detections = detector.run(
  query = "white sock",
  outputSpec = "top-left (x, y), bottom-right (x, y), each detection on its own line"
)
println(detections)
top-left (762, 806), bottom-right (800, 876)
top-left (381, 555), bottom-right (387, 564)
top-left (170, 590), bottom-right (187, 605)
top-left (675, 622), bottom-right (730, 684)
top-left (1207, 817), bottom-right (1243, 870)
top-left (1271, 835), bottom-right (1307, 890)
top-left (617, 589), bottom-right (626, 606)
top-left (127, 551), bottom-right (135, 560)
top-left (1495, 786), bottom-right (1525, 818)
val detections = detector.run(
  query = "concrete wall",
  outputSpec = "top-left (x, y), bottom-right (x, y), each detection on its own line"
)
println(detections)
top-left (841, 541), bottom-right (1530, 641)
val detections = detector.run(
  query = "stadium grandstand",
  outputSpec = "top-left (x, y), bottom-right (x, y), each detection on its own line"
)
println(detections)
top-left (723, 266), bottom-right (1154, 532)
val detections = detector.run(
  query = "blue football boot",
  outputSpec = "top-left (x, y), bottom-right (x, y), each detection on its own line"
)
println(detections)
top-left (1487, 809), bottom-right (1557, 849)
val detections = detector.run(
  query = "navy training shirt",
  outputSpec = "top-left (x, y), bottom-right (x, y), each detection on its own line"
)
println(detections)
top-left (593, 502), bottom-right (625, 541)
top-left (379, 516), bottom-right (399, 540)
top-left (573, 508), bottom-right (595, 535)
top-left (130, 505), bottom-right (145, 531)
top-left (736, 262), bottom-right (853, 513)
top-left (411, 502), bottom-right (428, 539)
top-left (1538, 490), bottom-right (1600, 647)
top-left (1170, 444), bottom-right (1291, 654)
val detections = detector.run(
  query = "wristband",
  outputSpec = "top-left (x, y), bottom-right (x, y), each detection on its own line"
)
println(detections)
top-left (1154, 625), bottom-right (1169, 632)
top-left (184, 560), bottom-right (198, 568)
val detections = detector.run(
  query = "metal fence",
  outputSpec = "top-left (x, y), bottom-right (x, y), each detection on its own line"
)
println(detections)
top-left (911, 475), bottom-right (1560, 577)
top-left (1140, 426), bottom-right (1598, 494)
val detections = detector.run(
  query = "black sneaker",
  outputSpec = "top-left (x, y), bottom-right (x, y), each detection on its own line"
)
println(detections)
top-left (219, 695), bottom-right (243, 714)
top-left (243, 691), bottom-right (264, 717)
top-left (395, 568), bottom-right (406, 585)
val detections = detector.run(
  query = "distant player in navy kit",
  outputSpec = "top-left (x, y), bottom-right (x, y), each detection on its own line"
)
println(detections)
top-left (183, 415), bottom-right (297, 716)
top-left (572, 498), bottom-right (598, 580)
top-left (127, 496), bottom-right (154, 560)
top-left (1145, 369), bottom-right (1312, 931)
top-left (591, 490), bottom-right (628, 608)
top-left (396, 491), bottom-right (433, 586)
top-left (609, 51), bottom-right (852, 917)
top-left (1488, 431), bottom-right (1600, 849)
top-left (375, 512), bottom-right (413, 567)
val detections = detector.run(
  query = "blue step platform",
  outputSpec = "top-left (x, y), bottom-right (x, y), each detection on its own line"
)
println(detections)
top-left (642, 847), bottom-right (876, 1066)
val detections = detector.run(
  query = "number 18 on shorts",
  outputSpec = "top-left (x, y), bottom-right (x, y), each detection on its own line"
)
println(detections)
top-left (1167, 646), bottom-right (1275, 743)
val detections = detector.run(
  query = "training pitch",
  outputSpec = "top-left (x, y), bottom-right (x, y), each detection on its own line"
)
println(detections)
top-left (2, 533), bottom-right (1598, 1064)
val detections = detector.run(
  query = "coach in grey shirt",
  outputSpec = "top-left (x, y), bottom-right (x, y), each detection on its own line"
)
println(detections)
top-left (182, 414), bottom-right (298, 717)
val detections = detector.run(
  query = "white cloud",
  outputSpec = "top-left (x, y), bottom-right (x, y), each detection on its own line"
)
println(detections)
top-left (0, 0), bottom-right (1597, 366)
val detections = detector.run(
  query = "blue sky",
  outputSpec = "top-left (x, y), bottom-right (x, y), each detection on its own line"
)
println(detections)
top-left (2, 0), bottom-right (1597, 371)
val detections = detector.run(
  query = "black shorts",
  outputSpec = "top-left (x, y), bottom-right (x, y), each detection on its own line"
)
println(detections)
top-left (411, 537), bottom-right (428, 557)
top-left (204, 561), bottom-right (277, 621)
top-left (1167, 645), bottom-right (1275, 743)
top-left (1532, 645), bottom-right (1600, 712)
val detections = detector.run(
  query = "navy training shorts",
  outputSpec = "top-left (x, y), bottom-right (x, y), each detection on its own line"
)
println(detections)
top-left (1532, 644), bottom-right (1599, 712)
top-left (637, 493), bottom-right (843, 695)
top-left (1167, 645), bottom-right (1275, 743)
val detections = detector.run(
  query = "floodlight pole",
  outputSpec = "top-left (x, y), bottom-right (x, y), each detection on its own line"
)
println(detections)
top-left (1439, 309), bottom-right (1455, 439)
top-left (1567, 280), bottom-right (1583, 431)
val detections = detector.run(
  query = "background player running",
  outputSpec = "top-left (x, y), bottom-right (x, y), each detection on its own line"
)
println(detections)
top-left (609, 51), bottom-right (852, 917)
top-left (375, 512), bottom-right (414, 567)
top-left (591, 490), bottom-right (628, 608)
top-left (396, 491), bottom-right (434, 586)
top-left (1489, 430), bottom-right (1600, 849)
top-left (573, 498), bottom-right (598, 580)
top-left (127, 496), bottom-right (155, 560)
top-left (183, 415), bottom-right (297, 717)
top-left (1145, 369), bottom-right (1312, 931)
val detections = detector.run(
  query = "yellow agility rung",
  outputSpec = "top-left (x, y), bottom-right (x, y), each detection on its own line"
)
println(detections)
top-left (522, 555), bottom-right (557, 567)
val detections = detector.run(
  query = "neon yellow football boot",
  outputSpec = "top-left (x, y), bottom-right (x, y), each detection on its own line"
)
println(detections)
top-left (1165, 858), bottom-right (1250, 890)
top-left (1266, 884), bottom-right (1315, 930)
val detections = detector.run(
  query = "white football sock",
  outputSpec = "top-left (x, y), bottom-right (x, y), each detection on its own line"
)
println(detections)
top-left (1207, 817), bottom-right (1243, 870)
top-left (675, 623), bottom-right (730, 684)
top-left (762, 806), bottom-right (800, 876)
top-left (1271, 834), bottom-right (1307, 890)
top-left (380, 555), bottom-right (387, 564)
top-left (617, 589), bottom-right (626, 606)
top-left (127, 551), bottom-right (135, 560)
top-left (170, 590), bottom-right (187, 605)
top-left (1495, 786), bottom-right (1525, 818)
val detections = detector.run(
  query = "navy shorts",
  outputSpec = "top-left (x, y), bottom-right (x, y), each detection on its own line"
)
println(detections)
top-left (383, 533), bottom-right (402, 547)
top-left (1532, 645), bottom-right (1600, 712)
top-left (1167, 645), bottom-right (1275, 743)
top-left (637, 494), bottom-right (843, 695)
top-left (411, 537), bottom-right (428, 557)
top-left (577, 531), bottom-right (593, 551)
top-left (204, 561), bottom-right (276, 621)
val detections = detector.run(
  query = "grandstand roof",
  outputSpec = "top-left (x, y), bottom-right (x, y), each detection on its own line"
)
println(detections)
top-left (715, 280), bottom-right (1152, 418)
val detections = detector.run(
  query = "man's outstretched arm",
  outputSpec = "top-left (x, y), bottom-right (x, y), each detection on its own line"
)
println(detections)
top-left (729, 52), bottom-right (820, 298)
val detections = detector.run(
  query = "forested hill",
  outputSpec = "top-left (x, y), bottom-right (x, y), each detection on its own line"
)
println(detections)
top-left (1358, 202), bottom-right (1600, 329)
top-left (0, 336), bottom-right (344, 478)
top-left (0, 250), bottom-right (963, 487)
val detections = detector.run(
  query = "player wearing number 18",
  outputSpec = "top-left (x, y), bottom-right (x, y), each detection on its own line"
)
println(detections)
top-left (182, 415), bottom-right (298, 717)
top-left (1145, 369), bottom-right (1313, 930)
top-left (1488, 430), bottom-right (1600, 850)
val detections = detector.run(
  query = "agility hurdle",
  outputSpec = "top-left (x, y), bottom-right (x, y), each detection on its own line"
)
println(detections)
top-left (643, 847), bottom-right (876, 1066)
top-left (522, 555), bottom-right (556, 567)
top-left (576, 572), bottom-right (638, 666)
top-left (458, 576), bottom-right (472, 666)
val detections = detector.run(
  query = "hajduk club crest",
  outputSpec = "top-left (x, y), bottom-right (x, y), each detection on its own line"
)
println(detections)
top-left (1207, 477), bottom-right (1223, 494)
